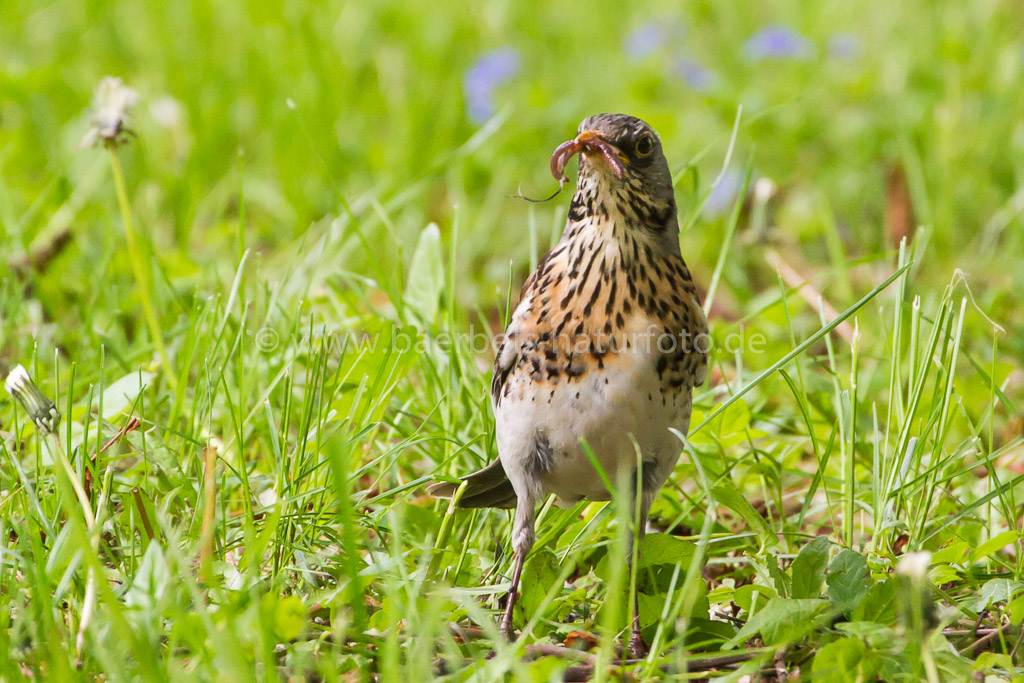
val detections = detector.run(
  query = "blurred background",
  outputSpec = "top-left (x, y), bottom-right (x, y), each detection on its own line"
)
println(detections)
top-left (3, 0), bottom-right (1023, 347)
top-left (2, 1), bottom-right (1024, 677)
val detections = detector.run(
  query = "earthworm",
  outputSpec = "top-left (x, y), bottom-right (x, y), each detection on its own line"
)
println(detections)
top-left (550, 132), bottom-right (624, 181)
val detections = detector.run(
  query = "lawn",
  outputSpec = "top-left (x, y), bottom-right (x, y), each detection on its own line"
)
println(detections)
top-left (1, 0), bottom-right (1023, 680)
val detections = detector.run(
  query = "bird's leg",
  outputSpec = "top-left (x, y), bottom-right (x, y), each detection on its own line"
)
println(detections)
top-left (499, 551), bottom-right (525, 641)
top-left (627, 586), bottom-right (647, 659)
top-left (626, 493), bottom-right (652, 660)
top-left (500, 496), bottom-right (536, 642)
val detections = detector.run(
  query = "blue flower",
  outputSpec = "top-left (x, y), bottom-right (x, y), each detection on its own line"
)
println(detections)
top-left (464, 48), bottom-right (520, 124)
top-left (674, 59), bottom-right (717, 91)
top-left (743, 25), bottom-right (813, 61)
top-left (703, 168), bottom-right (745, 217)
top-left (625, 24), bottom-right (666, 60)
top-left (828, 33), bottom-right (862, 60)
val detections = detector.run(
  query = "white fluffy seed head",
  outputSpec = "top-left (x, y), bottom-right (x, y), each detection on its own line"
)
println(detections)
top-left (4, 364), bottom-right (30, 396)
top-left (754, 177), bottom-right (776, 203)
top-left (79, 76), bottom-right (139, 148)
top-left (896, 551), bottom-right (932, 580)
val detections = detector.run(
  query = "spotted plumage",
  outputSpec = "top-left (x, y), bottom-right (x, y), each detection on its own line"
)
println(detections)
top-left (429, 113), bottom-right (709, 656)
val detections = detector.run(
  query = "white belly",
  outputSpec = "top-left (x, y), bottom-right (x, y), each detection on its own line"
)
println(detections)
top-left (495, 342), bottom-right (692, 503)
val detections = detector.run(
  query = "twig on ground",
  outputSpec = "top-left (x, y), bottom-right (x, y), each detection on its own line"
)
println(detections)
top-left (944, 627), bottom-right (1001, 638)
top-left (560, 652), bottom-right (762, 681)
top-left (957, 623), bottom-right (1010, 656)
top-left (524, 643), bottom-right (595, 664)
top-left (438, 624), bottom-right (764, 681)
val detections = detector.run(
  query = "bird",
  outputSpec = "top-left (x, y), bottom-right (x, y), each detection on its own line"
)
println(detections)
top-left (429, 113), bottom-right (708, 658)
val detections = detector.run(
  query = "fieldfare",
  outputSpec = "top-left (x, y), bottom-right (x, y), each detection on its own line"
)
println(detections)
top-left (430, 113), bottom-right (709, 658)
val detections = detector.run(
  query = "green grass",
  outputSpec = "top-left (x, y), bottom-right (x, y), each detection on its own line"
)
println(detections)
top-left (2, 0), bottom-right (1024, 680)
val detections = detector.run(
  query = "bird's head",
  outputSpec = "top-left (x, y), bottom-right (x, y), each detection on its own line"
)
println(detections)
top-left (551, 113), bottom-right (674, 207)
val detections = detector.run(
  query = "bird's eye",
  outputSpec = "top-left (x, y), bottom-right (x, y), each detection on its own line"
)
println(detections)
top-left (635, 134), bottom-right (654, 157)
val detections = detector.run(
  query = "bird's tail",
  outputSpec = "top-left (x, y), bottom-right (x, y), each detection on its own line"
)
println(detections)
top-left (427, 458), bottom-right (517, 509)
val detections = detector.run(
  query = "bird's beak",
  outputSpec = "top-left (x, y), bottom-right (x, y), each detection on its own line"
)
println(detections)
top-left (550, 130), bottom-right (626, 182)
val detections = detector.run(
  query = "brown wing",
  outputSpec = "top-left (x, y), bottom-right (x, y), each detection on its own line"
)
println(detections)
top-left (490, 250), bottom-right (553, 406)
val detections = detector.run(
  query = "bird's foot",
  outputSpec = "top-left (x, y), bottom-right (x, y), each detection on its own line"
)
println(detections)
top-left (625, 630), bottom-right (648, 660)
top-left (485, 617), bottom-right (516, 660)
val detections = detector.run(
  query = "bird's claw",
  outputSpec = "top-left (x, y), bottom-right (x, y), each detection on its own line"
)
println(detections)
top-left (499, 621), bottom-right (516, 643)
top-left (626, 631), bottom-right (648, 660)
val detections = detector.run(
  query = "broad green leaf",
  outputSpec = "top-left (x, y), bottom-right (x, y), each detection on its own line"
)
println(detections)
top-left (98, 370), bottom-right (155, 420)
top-left (518, 549), bottom-right (560, 624)
top-left (1009, 594), bottom-right (1024, 626)
top-left (125, 542), bottom-right (170, 612)
top-left (689, 399), bottom-right (750, 445)
top-left (169, 612), bottom-right (206, 655)
top-left (729, 597), bottom-right (825, 647)
top-left (852, 578), bottom-right (899, 625)
top-left (527, 657), bottom-right (565, 680)
top-left (637, 533), bottom-right (697, 569)
top-left (962, 578), bottom-right (1024, 612)
top-left (273, 595), bottom-right (306, 641)
top-left (553, 588), bottom-right (586, 623)
top-left (930, 637), bottom-right (976, 681)
top-left (812, 637), bottom-right (876, 681)
top-left (932, 539), bottom-right (969, 564)
top-left (791, 536), bottom-right (830, 599)
top-left (718, 397), bottom-right (751, 433)
top-left (43, 523), bottom-right (78, 581)
top-left (403, 222), bottom-right (444, 324)
top-left (126, 431), bottom-right (188, 492)
top-left (969, 530), bottom-right (1020, 563)
top-left (367, 596), bottom-right (399, 631)
top-left (973, 651), bottom-right (1015, 674)
top-left (826, 549), bottom-right (872, 613)
top-left (637, 581), bottom-right (707, 628)
top-left (685, 617), bottom-right (739, 643)
top-left (836, 621), bottom-right (898, 649)
top-left (712, 483), bottom-right (779, 548)
top-left (734, 583), bottom-right (777, 614)
top-left (770, 552), bottom-right (790, 593)
top-left (929, 563), bottom-right (960, 586)
top-left (707, 584), bottom-right (734, 606)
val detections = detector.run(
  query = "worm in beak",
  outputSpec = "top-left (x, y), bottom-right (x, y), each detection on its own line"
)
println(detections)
top-left (550, 129), bottom-right (625, 182)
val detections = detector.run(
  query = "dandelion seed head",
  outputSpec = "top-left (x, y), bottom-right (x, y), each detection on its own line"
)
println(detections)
top-left (754, 177), bottom-right (776, 203)
top-left (896, 551), bottom-right (932, 580)
top-left (80, 76), bottom-right (139, 148)
top-left (4, 365), bottom-right (30, 396)
top-left (5, 364), bottom-right (61, 434)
